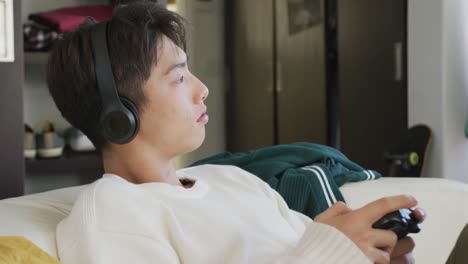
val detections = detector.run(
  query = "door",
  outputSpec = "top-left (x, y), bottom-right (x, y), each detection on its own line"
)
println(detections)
top-left (0, 0), bottom-right (24, 198)
top-left (227, 0), bottom-right (275, 152)
top-left (275, 0), bottom-right (327, 145)
top-left (338, 0), bottom-right (407, 173)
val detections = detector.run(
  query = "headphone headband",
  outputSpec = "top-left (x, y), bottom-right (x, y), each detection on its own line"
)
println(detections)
top-left (91, 22), bottom-right (121, 111)
top-left (90, 21), bottom-right (139, 144)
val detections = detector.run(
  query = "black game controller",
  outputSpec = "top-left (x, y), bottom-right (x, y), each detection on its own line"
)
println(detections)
top-left (372, 208), bottom-right (421, 240)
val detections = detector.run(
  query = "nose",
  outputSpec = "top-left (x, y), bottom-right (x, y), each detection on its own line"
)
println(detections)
top-left (201, 84), bottom-right (209, 101)
top-left (194, 76), bottom-right (209, 103)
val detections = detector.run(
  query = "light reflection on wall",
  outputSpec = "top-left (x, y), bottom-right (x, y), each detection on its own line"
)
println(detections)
top-left (167, 4), bottom-right (178, 13)
top-left (167, 0), bottom-right (178, 13)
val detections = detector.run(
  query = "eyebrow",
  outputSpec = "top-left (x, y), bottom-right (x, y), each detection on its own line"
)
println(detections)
top-left (164, 56), bottom-right (189, 76)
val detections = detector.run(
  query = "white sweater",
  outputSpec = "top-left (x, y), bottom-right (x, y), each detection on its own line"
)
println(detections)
top-left (56, 164), bottom-right (370, 264)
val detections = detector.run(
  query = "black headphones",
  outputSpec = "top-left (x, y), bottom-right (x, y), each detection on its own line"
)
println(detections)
top-left (90, 21), bottom-right (139, 144)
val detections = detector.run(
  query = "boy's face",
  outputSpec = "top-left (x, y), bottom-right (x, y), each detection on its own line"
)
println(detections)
top-left (137, 35), bottom-right (209, 158)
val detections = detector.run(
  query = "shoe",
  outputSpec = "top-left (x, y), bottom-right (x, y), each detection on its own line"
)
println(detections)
top-left (24, 124), bottom-right (36, 159)
top-left (36, 121), bottom-right (65, 158)
top-left (65, 127), bottom-right (96, 152)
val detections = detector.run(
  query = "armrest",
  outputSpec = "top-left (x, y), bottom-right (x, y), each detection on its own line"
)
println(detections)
top-left (340, 177), bottom-right (468, 264)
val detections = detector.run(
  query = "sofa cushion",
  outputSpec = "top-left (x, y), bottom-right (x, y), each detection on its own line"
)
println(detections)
top-left (0, 186), bottom-right (84, 258)
top-left (341, 177), bottom-right (468, 264)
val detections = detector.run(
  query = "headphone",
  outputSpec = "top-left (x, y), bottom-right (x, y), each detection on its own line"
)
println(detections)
top-left (90, 21), bottom-right (139, 144)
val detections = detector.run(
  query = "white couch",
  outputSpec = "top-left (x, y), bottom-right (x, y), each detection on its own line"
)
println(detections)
top-left (1, 177), bottom-right (467, 264)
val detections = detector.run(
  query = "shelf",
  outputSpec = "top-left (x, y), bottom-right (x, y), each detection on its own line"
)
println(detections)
top-left (24, 51), bottom-right (50, 65)
top-left (25, 150), bottom-right (103, 174)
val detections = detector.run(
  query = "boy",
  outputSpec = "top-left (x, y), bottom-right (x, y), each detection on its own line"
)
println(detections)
top-left (48, 1), bottom-right (423, 263)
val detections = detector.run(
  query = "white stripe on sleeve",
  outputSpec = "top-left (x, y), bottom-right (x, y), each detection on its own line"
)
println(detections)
top-left (302, 167), bottom-right (332, 207)
top-left (363, 170), bottom-right (371, 180)
top-left (312, 166), bottom-right (338, 204)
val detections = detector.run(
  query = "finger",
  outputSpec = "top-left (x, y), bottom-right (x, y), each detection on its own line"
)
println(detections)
top-left (314, 201), bottom-right (351, 222)
top-left (390, 253), bottom-right (415, 264)
top-left (391, 237), bottom-right (415, 258)
top-left (367, 247), bottom-right (391, 264)
top-left (357, 195), bottom-right (418, 223)
top-left (412, 208), bottom-right (426, 223)
top-left (371, 229), bottom-right (398, 254)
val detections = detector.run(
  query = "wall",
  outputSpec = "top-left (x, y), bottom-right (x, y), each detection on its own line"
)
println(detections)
top-left (174, 0), bottom-right (226, 167)
top-left (442, 0), bottom-right (468, 182)
top-left (408, 0), bottom-right (468, 182)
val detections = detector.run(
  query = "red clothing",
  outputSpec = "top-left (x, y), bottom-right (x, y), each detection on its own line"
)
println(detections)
top-left (29, 5), bottom-right (114, 32)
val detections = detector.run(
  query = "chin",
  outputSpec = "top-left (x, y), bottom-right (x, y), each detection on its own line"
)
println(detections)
top-left (193, 134), bottom-right (206, 150)
top-left (182, 132), bottom-right (206, 154)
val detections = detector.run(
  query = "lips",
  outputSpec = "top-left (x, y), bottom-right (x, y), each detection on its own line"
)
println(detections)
top-left (197, 107), bottom-right (209, 124)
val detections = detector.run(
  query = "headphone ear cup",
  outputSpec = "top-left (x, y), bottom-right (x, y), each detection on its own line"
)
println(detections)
top-left (101, 97), bottom-right (139, 144)
top-left (119, 96), bottom-right (139, 137)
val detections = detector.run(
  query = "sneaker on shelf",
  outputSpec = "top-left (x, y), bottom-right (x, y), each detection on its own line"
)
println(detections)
top-left (65, 127), bottom-right (96, 152)
top-left (24, 124), bottom-right (36, 159)
top-left (36, 121), bottom-right (65, 158)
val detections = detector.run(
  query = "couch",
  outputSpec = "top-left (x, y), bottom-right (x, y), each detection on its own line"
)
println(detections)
top-left (1, 176), bottom-right (467, 264)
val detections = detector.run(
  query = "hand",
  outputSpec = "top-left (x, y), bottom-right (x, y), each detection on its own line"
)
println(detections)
top-left (390, 208), bottom-right (426, 264)
top-left (390, 236), bottom-right (415, 264)
top-left (314, 201), bottom-right (352, 222)
top-left (314, 195), bottom-right (419, 264)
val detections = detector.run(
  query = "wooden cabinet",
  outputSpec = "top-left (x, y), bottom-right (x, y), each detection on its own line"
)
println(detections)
top-left (227, 0), bottom-right (328, 152)
top-left (275, 0), bottom-right (327, 145)
top-left (338, 0), bottom-right (407, 173)
top-left (227, 0), bottom-right (276, 151)
top-left (227, 0), bottom-right (408, 175)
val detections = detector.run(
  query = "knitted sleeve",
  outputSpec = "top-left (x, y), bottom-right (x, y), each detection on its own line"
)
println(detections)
top-left (234, 166), bottom-right (371, 264)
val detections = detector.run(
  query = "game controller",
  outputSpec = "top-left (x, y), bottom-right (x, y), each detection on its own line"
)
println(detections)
top-left (372, 208), bottom-right (421, 240)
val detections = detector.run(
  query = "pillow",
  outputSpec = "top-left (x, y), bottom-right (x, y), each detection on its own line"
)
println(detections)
top-left (0, 185), bottom-right (85, 258)
top-left (0, 236), bottom-right (61, 264)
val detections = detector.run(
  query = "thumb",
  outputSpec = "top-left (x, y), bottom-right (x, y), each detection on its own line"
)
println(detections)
top-left (314, 201), bottom-right (352, 222)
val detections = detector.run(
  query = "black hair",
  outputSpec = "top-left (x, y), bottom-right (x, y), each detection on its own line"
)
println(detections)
top-left (47, 0), bottom-right (187, 150)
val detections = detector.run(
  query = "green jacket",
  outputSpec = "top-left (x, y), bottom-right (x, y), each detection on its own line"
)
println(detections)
top-left (191, 142), bottom-right (381, 219)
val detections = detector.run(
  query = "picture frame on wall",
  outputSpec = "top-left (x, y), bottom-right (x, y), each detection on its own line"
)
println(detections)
top-left (287, 0), bottom-right (322, 35)
top-left (0, 0), bottom-right (15, 62)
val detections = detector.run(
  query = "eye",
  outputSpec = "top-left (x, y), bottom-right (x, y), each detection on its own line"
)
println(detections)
top-left (178, 76), bottom-right (185, 83)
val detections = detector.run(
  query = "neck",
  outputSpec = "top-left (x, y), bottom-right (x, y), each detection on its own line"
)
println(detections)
top-left (102, 140), bottom-right (182, 186)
